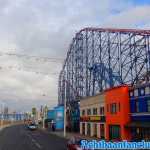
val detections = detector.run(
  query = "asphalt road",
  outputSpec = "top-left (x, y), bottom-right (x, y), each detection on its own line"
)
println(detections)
top-left (0, 125), bottom-right (67, 150)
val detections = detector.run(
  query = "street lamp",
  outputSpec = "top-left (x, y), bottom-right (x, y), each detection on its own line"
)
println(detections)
top-left (0, 102), bottom-right (5, 128)
top-left (64, 97), bottom-right (66, 137)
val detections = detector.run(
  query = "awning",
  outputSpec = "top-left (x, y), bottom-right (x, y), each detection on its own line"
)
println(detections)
top-left (125, 122), bottom-right (150, 128)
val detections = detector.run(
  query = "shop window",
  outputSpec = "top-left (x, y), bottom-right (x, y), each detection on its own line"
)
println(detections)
top-left (130, 91), bottom-right (134, 97)
top-left (87, 123), bottom-right (91, 136)
top-left (145, 87), bottom-right (150, 95)
top-left (147, 100), bottom-right (150, 112)
top-left (82, 123), bottom-right (85, 135)
top-left (100, 124), bottom-right (105, 139)
top-left (82, 110), bottom-right (85, 116)
top-left (109, 125), bottom-right (121, 140)
top-left (110, 103), bottom-right (117, 114)
top-left (140, 88), bottom-right (145, 96)
top-left (87, 109), bottom-right (91, 115)
top-left (93, 123), bottom-right (97, 137)
top-left (136, 101), bottom-right (140, 113)
top-left (100, 107), bottom-right (104, 115)
top-left (93, 108), bottom-right (97, 115)
top-left (134, 89), bottom-right (138, 97)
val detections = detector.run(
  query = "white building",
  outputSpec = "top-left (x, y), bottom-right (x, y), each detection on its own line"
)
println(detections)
top-left (80, 93), bottom-right (106, 139)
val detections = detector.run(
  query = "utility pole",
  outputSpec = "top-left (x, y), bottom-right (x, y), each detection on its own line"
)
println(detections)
top-left (42, 106), bottom-right (45, 129)
top-left (64, 97), bottom-right (66, 137)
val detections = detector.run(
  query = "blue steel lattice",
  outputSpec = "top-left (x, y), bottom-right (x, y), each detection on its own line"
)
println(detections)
top-left (58, 28), bottom-right (150, 105)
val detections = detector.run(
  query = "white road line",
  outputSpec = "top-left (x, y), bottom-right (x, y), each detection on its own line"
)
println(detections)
top-left (34, 142), bottom-right (42, 149)
top-left (32, 138), bottom-right (42, 149)
top-left (27, 133), bottom-right (42, 149)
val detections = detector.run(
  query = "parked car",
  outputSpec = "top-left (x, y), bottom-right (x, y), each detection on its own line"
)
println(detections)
top-left (28, 123), bottom-right (38, 130)
top-left (67, 136), bottom-right (89, 150)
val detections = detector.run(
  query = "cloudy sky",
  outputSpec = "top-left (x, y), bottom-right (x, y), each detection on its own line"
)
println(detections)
top-left (0, 0), bottom-right (150, 112)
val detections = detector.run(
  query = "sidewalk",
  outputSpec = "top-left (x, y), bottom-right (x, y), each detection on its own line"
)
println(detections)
top-left (0, 125), bottom-right (11, 131)
top-left (44, 129), bottom-right (99, 140)
top-left (0, 122), bottom-right (22, 131)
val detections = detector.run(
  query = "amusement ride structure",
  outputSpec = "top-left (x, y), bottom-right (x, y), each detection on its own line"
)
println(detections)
top-left (58, 28), bottom-right (150, 106)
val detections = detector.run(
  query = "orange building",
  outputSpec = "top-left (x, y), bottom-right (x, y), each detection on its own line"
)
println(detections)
top-left (105, 85), bottom-right (131, 141)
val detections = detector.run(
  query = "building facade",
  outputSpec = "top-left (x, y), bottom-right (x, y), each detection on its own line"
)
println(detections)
top-left (79, 83), bottom-right (150, 141)
top-left (46, 106), bottom-right (64, 130)
top-left (105, 85), bottom-right (131, 141)
top-left (66, 102), bottom-right (80, 132)
top-left (80, 93), bottom-right (105, 138)
top-left (129, 83), bottom-right (150, 140)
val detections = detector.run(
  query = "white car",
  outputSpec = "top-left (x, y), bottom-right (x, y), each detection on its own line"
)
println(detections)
top-left (28, 123), bottom-right (38, 130)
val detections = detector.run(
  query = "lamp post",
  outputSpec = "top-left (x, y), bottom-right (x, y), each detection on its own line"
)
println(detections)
top-left (42, 110), bottom-right (45, 129)
top-left (64, 97), bottom-right (66, 137)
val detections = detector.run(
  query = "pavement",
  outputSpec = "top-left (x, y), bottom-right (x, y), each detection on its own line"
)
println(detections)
top-left (48, 130), bottom-right (99, 140)
top-left (0, 124), bottom-right (67, 150)
top-left (0, 124), bottom-right (11, 131)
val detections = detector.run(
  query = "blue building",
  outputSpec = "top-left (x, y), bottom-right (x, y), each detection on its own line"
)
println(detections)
top-left (129, 83), bottom-right (150, 140)
top-left (54, 106), bottom-right (64, 130)
top-left (47, 106), bottom-right (64, 130)
top-left (47, 110), bottom-right (55, 121)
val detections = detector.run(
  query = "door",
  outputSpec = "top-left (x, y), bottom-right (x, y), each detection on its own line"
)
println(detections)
top-left (93, 123), bottom-right (97, 137)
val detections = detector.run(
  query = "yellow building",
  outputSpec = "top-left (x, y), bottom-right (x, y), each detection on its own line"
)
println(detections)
top-left (80, 93), bottom-right (106, 139)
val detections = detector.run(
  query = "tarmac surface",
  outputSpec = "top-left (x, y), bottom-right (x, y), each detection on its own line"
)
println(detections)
top-left (0, 124), bottom-right (67, 150)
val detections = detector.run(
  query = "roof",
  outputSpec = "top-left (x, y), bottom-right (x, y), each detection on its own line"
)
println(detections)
top-left (80, 91), bottom-right (104, 101)
top-left (104, 84), bottom-right (129, 92)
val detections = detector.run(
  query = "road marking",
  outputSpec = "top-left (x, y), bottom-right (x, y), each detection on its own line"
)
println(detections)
top-left (26, 133), bottom-right (42, 149)
top-left (34, 142), bottom-right (42, 149)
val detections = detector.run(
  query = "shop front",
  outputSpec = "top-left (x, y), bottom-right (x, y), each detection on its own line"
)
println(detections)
top-left (126, 121), bottom-right (150, 141)
top-left (80, 115), bottom-right (105, 138)
top-left (105, 85), bottom-right (131, 141)
top-left (80, 93), bottom-right (105, 139)
top-left (129, 83), bottom-right (150, 141)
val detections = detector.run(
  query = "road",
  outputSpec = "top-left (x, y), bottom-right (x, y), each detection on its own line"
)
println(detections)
top-left (0, 125), bottom-right (67, 150)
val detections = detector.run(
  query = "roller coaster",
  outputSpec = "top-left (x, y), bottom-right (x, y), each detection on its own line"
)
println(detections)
top-left (58, 28), bottom-right (150, 105)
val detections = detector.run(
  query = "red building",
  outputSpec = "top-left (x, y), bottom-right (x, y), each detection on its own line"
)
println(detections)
top-left (105, 85), bottom-right (131, 141)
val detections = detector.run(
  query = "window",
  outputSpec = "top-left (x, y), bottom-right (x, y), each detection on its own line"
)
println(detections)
top-left (130, 91), bottom-right (134, 97)
top-left (140, 88), bottom-right (145, 96)
top-left (100, 124), bottom-right (105, 139)
top-left (82, 110), bottom-right (85, 116)
top-left (100, 107), bottom-right (104, 115)
top-left (82, 123), bottom-right (85, 135)
top-left (134, 89), bottom-right (138, 96)
top-left (136, 101), bottom-right (140, 113)
top-left (87, 109), bottom-right (91, 115)
top-left (147, 100), bottom-right (150, 112)
top-left (110, 103), bottom-right (117, 114)
top-left (93, 108), bottom-right (97, 115)
top-left (145, 87), bottom-right (150, 95)
top-left (109, 125), bottom-right (121, 140)
top-left (87, 123), bottom-right (91, 136)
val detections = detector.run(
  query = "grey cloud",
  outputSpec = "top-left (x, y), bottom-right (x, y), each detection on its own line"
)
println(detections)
top-left (0, 0), bottom-right (149, 112)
